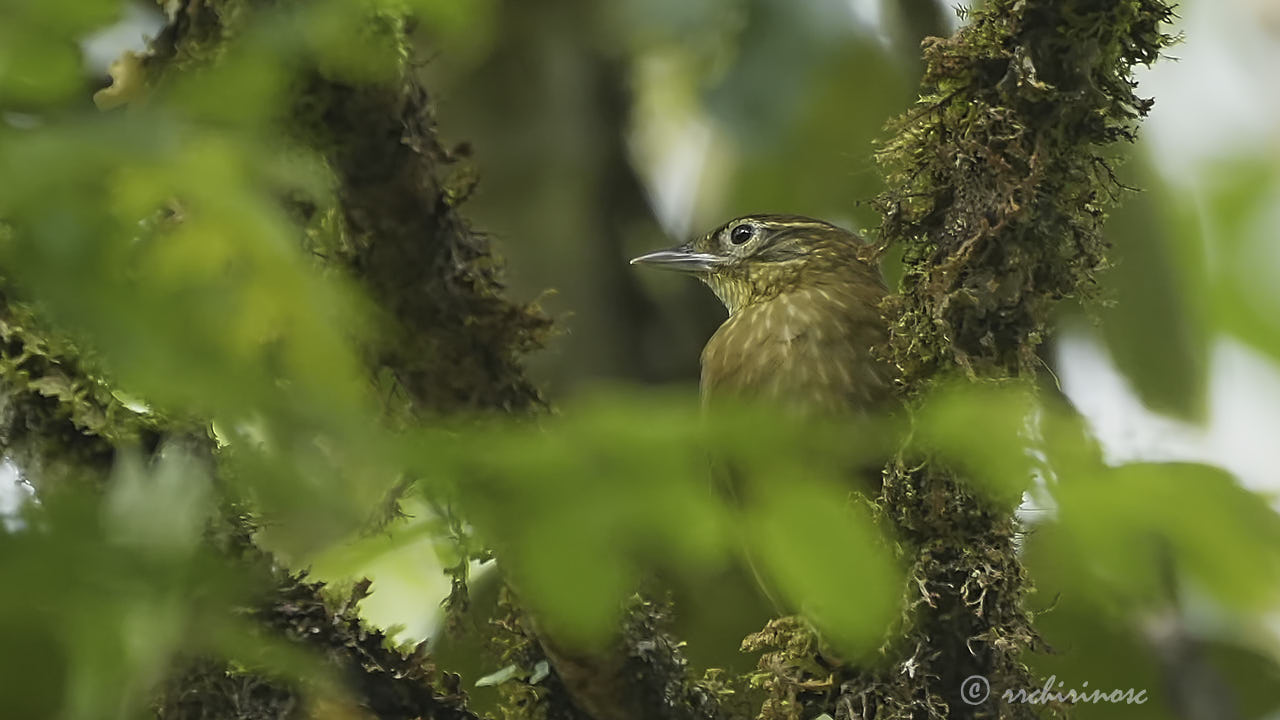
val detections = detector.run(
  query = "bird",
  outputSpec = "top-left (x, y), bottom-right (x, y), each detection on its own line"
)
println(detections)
top-left (630, 214), bottom-right (894, 417)
top-left (629, 213), bottom-right (897, 625)
top-left (536, 217), bottom-right (895, 720)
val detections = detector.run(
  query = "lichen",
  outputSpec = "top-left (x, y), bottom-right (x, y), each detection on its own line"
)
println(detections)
top-left (94, 51), bottom-right (148, 110)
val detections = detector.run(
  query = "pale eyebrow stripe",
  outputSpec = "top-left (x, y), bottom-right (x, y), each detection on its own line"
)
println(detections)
top-left (727, 215), bottom-right (833, 230)
top-left (760, 219), bottom-right (831, 229)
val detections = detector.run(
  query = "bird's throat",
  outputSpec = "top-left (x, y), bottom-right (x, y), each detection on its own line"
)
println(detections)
top-left (702, 273), bottom-right (753, 316)
top-left (702, 264), bottom-right (808, 316)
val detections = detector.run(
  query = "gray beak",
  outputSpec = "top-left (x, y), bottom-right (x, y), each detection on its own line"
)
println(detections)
top-left (629, 246), bottom-right (723, 273)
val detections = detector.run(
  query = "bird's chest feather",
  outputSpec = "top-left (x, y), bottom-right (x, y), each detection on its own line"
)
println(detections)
top-left (699, 287), bottom-right (889, 414)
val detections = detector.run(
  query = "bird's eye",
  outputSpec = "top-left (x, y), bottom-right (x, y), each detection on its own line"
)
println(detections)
top-left (730, 224), bottom-right (754, 245)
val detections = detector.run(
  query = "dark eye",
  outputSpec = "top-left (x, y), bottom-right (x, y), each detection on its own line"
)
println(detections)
top-left (730, 224), bottom-right (754, 245)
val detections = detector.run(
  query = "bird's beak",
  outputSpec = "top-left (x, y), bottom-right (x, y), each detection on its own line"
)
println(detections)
top-left (629, 245), bottom-right (724, 274)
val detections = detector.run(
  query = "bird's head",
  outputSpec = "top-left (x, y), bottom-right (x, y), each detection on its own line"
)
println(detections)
top-left (631, 214), bottom-right (874, 314)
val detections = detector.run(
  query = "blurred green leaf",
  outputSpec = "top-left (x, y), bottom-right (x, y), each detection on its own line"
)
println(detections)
top-left (914, 381), bottom-right (1040, 506)
top-left (0, 489), bottom-right (250, 720)
top-left (167, 40), bottom-right (290, 126)
top-left (0, 618), bottom-right (66, 720)
top-left (0, 108), bottom-right (405, 552)
top-left (104, 446), bottom-right (213, 555)
top-left (7, 0), bottom-right (122, 36)
top-left (714, 12), bottom-right (911, 230)
top-left (1095, 157), bottom-right (1209, 420)
top-left (445, 391), bottom-right (728, 645)
top-left (745, 479), bottom-right (902, 658)
top-left (447, 390), bottom-right (901, 649)
top-left (302, 0), bottom-right (406, 83)
top-left (0, 28), bottom-right (83, 107)
top-left (1028, 529), bottom-right (1280, 720)
top-left (1019, 594), bottom-right (1170, 720)
top-left (1200, 161), bottom-right (1280, 366)
top-left (1204, 641), bottom-right (1280, 720)
top-left (1037, 462), bottom-right (1280, 614)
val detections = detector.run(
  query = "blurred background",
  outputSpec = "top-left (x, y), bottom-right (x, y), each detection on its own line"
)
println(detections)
top-left (361, 0), bottom-right (1280, 640)
top-left (4, 0), bottom-right (1280, 716)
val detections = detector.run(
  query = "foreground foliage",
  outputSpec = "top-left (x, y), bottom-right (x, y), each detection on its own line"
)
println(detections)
top-left (2, 1), bottom-right (1279, 719)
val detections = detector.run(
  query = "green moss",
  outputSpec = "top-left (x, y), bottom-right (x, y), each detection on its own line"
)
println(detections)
top-left (489, 588), bottom-right (582, 720)
top-left (157, 569), bottom-right (484, 720)
top-left (876, 0), bottom-right (1176, 384)
top-left (491, 591), bottom-right (731, 720)
top-left (818, 1), bottom-right (1180, 717)
top-left (739, 617), bottom-right (833, 720)
top-left (0, 292), bottom-right (162, 489)
top-left (287, 70), bottom-right (551, 415)
top-left (67, 0), bottom-right (547, 716)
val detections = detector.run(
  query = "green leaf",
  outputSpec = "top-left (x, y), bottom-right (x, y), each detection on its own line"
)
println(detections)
top-left (745, 479), bottom-right (902, 658)
top-left (302, 0), bottom-right (406, 84)
top-left (1038, 462), bottom-right (1280, 613)
top-left (0, 27), bottom-right (83, 108)
top-left (717, 33), bottom-right (912, 232)
top-left (1028, 525), bottom-right (1280, 720)
top-left (1095, 156), bottom-right (1209, 420)
top-left (445, 391), bottom-right (901, 649)
top-left (0, 491), bottom-right (252, 719)
top-left (1200, 161), bottom-right (1280, 366)
top-left (914, 381), bottom-right (1041, 505)
top-left (9, 0), bottom-right (122, 37)
top-left (445, 391), bottom-right (731, 647)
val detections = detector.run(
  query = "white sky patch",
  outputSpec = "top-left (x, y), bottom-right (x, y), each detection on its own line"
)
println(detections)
top-left (1138, 0), bottom-right (1280, 182)
top-left (845, 0), bottom-right (884, 30)
top-left (1054, 0), bottom-right (1280, 499)
top-left (80, 3), bottom-right (165, 75)
top-left (0, 460), bottom-right (33, 531)
top-left (643, 116), bottom-right (714, 239)
top-left (1058, 331), bottom-right (1280, 497)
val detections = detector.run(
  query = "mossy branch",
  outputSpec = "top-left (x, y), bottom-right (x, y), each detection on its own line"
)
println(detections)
top-left (748, 1), bottom-right (1176, 718)
top-left (878, 0), bottom-right (1176, 383)
top-left (827, 1), bottom-right (1176, 718)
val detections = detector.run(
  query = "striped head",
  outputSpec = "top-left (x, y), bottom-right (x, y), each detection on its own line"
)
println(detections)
top-left (631, 214), bottom-right (878, 315)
